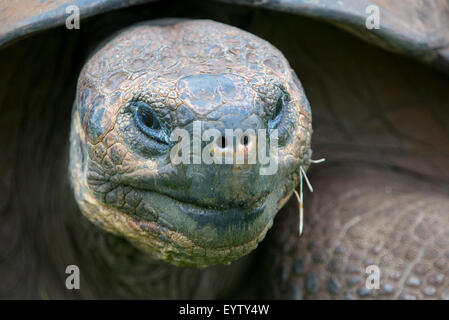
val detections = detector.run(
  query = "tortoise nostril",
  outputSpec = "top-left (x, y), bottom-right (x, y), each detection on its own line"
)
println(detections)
top-left (217, 136), bottom-right (227, 149)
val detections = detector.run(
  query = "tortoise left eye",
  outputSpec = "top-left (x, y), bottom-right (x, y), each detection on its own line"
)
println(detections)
top-left (138, 106), bottom-right (160, 130)
top-left (132, 101), bottom-right (168, 144)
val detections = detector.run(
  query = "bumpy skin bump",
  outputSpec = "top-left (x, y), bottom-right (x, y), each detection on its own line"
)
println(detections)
top-left (70, 19), bottom-right (312, 267)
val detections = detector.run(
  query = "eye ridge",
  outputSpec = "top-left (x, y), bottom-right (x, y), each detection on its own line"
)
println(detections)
top-left (132, 101), bottom-right (169, 145)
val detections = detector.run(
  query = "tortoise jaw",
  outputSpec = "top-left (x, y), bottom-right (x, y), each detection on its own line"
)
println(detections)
top-left (109, 188), bottom-right (276, 267)
top-left (123, 174), bottom-right (296, 266)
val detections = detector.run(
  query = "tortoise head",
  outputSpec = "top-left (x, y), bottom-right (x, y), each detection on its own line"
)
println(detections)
top-left (69, 19), bottom-right (312, 267)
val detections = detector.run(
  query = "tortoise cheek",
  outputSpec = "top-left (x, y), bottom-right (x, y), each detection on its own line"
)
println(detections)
top-left (85, 103), bottom-right (113, 144)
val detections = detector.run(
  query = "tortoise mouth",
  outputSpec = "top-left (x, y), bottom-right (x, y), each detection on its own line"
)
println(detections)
top-left (132, 184), bottom-right (270, 213)
top-left (132, 187), bottom-right (270, 248)
top-left (155, 190), bottom-right (268, 216)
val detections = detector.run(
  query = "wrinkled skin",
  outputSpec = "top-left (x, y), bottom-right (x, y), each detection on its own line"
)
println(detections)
top-left (70, 19), bottom-right (312, 267)
top-left (0, 0), bottom-right (448, 299)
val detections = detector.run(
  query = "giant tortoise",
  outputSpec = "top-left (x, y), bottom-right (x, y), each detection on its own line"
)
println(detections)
top-left (0, 0), bottom-right (449, 300)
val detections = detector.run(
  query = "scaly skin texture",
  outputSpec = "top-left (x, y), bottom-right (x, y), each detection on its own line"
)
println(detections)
top-left (259, 168), bottom-right (449, 299)
top-left (1, 1), bottom-right (448, 299)
top-left (70, 19), bottom-right (312, 267)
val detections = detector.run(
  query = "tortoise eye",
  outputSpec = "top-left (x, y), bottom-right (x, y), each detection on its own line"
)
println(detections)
top-left (269, 94), bottom-right (285, 130)
top-left (132, 101), bottom-right (168, 144)
top-left (138, 105), bottom-right (159, 130)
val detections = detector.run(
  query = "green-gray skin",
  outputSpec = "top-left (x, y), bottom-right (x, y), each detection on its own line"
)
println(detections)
top-left (70, 19), bottom-right (312, 267)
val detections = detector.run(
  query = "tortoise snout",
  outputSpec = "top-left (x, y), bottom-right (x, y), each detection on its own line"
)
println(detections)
top-left (155, 118), bottom-right (278, 209)
top-left (209, 129), bottom-right (258, 167)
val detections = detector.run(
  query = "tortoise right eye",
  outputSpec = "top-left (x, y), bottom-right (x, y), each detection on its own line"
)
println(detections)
top-left (268, 94), bottom-right (286, 130)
